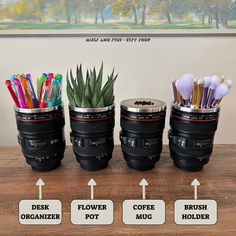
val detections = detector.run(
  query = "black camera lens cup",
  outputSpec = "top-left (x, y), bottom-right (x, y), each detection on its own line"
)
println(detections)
top-left (120, 99), bottom-right (166, 171)
top-left (69, 105), bottom-right (115, 171)
top-left (169, 103), bottom-right (220, 172)
top-left (15, 105), bottom-right (66, 172)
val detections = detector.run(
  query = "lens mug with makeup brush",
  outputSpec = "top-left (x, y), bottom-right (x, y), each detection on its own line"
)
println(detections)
top-left (170, 74), bottom-right (232, 171)
top-left (169, 104), bottom-right (220, 171)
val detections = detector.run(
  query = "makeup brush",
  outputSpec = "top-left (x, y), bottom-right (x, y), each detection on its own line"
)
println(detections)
top-left (225, 79), bottom-right (232, 89)
top-left (196, 78), bottom-right (204, 108)
top-left (200, 76), bottom-right (211, 108)
top-left (211, 84), bottom-right (229, 107)
top-left (176, 74), bottom-right (194, 107)
top-left (206, 75), bottom-right (220, 108)
top-left (172, 77), bottom-right (177, 103)
top-left (191, 78), bottom-right (198, 108)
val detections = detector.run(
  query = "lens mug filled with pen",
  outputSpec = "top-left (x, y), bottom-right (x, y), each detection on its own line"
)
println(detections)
top-left (120, 99), bottom-right (166, 171)
top-left (6, 73), bottom-right (65, 171)
top-left (169, 74), bottom-right (232, 171)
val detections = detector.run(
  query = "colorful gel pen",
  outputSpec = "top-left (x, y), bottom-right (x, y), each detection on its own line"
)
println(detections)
top-left (54, 75), bottom-right (62, 106)
top-left (37, 75), bottom-right (47, 99)
top-left (39, 83), bottom-right (48, 108)
top-left (5, 80), bottom-right (20, 108)
top-left (21, 76), bottom-right (34, 109)
top-left (26, 74), bottom-right (39, 108)
top-left (13, 78), bottom-right (27, 108)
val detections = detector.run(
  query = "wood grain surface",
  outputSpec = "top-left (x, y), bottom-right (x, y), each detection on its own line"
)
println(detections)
top-left (0, 145), bottom-right (235, 236)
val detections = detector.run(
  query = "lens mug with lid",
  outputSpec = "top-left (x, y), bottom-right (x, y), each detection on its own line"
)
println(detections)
top-left (15, 104), bottom-right (66, 171)
top-left (69, 104), bottom-right (115, 171)
top-left (120, 98), bottom-right (166, 171)
top-left (168, 103), bottom-right (220, 171)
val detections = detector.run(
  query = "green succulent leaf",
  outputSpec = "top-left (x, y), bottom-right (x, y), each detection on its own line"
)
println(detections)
top-left (108, 68), bottom-right (115, 81)
top-left (66, 63), bottom-right (117, 108)
top-left (89, 67), bottom-right (96, 94)
top-left (76, 64), bottom-right (84, 96)
top-left (67, 71), bottom-right (76, 106)
top-left (96, 95), bottom-right (105, 107)
top-left (81, 94), bottom-right (92, 108)
top-left (96, 62), bottom-right (103, 93)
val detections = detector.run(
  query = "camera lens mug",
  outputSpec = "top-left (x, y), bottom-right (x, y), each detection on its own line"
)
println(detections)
top-left (168, 103), bottom-right (220, 171)
top-left (120, 99), bottom-right (166, 171)
top-left (15, 105), bottom-right (66, 171)
top-left (69, 105), bottom-right (115, 171)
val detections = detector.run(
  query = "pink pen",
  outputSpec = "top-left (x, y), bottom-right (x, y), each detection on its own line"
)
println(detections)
top-left (13, 78), bottom-right (27, 108)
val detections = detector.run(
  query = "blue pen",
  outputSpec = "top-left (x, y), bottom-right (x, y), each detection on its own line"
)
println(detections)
top-left (26, 74), bottom-right (39, 108)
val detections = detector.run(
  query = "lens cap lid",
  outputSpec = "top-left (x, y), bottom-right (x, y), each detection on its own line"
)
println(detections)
top-left (121, 98), bottom-right (166, 113)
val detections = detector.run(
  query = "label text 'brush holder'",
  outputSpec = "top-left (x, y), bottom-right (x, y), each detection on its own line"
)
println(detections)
top-left (69, 105), bottom-right (115, 171)
top-left (120, 99), bottom-right (166, 171)
top-left (15, 105), bottom-right (66, 171)
top-left (168, 103), bottom-right (220, 171)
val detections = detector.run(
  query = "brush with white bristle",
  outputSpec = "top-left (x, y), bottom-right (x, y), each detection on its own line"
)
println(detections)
top-left (176, 74), bottom-right (195, 107)
top-left (225, 79), bottom-right (232, 89)
top-left (211, 84), bottom-right (229, 107)
top-left (200, 76), bottom-right (211, 108)
top-left (206, 75), bottom-right (220, 108)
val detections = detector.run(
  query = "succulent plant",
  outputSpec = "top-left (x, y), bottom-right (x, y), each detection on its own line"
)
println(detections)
top-left (67, 63), bottom-right (118, 108)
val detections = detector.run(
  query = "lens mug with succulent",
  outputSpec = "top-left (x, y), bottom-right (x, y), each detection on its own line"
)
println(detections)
top-left (169, 74), bottom-right (232, 171)
top-left (6, 73), bottom-right (65, 171)
top-left (67, 63), bottom-right (117, 171)
top-left (120, 99), bottom-right (166, 171)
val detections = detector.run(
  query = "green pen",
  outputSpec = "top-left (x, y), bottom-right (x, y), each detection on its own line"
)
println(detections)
top-left (37, 74), bottom-right (47, 99)
top-left (54, 75), bottom-right (62, 106)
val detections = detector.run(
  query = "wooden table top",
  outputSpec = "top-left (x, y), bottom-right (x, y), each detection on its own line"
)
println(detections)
top-left (0, 145), bottom-right (235, 236)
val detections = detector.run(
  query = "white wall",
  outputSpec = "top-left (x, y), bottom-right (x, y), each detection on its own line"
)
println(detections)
top-left (0, 36), bottom-right (236, 145)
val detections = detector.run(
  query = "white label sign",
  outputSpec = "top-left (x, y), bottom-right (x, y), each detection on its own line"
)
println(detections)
top-left (19, 200), bottom-right (62, 225)
top-left (122, 199), bottom-right (165, 225)
top-left (174, 199), bottom-right (217, 225)
top-left (71, 199), bottom-right (113, 225)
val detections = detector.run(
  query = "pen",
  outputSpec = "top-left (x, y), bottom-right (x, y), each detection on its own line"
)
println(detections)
top-left (37, 74), bottom-right (47, 99)
top-left (21, 75), bottom-right (34, 109)
top-left (39, 83), bottom-right (48, 108)
top-left (13, 78), bottom-right (27, 108)
top-left (5, 80), bottom-right (20, 108)
top-left (26, 74), bottom-right (39, 108)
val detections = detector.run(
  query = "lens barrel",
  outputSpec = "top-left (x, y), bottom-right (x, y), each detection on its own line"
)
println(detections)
top-left (120, 99), bottom-right (166, 171)
top-left (168, 104), bottom-right (220, 171)
top-left (15, 105), bottom-right (66, 171)
top-left (69, 105), bottom-right (115, 171)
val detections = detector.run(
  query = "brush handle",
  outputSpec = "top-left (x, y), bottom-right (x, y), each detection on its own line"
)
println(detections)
top-left (183, 99), bottom-right (190, 107)
top-left (211, 99), bottom-right (220, 107)
top-left (200, 87), bottom-right (208, 108)
top-left (206, 89), bottom-right (214, 108)
top-left (172, 81), bottom-right (177, 103)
